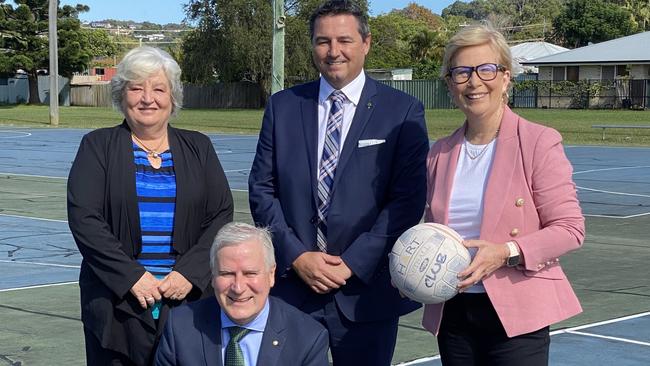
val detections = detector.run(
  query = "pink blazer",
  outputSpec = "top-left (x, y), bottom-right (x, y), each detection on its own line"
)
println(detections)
top-left (422, 106), bottom-right (585, 337)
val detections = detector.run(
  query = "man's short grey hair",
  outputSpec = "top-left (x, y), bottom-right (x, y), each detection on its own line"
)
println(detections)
top-left (210, 222), bottom-right (276, 275)
top-left (111, 46), bottom-right (183, 116)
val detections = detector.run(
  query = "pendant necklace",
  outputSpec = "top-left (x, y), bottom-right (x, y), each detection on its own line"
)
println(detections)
top-left (132, 133), bottom-right (167, 159)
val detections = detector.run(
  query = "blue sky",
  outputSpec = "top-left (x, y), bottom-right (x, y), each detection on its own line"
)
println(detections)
top-left (59, 1), bottom-right (461, 25)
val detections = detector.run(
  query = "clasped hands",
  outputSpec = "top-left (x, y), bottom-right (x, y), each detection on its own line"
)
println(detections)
top-left (292, 252), bottom-right (353, 294)
top-left (456, 240), bottom-right (510, 292)
top-left (129, 270), bottom-right (193, 309)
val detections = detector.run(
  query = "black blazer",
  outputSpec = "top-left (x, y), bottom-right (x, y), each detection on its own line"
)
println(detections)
top-left (155, 296), bottom-right (329, 366)
top-left (67, 122), bottom-right (233, 365)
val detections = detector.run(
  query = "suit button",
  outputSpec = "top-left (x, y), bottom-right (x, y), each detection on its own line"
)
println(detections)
top-left (515, 198), bottom-right (525, 207)
top-left (509, 228), bottom-right (520, 237)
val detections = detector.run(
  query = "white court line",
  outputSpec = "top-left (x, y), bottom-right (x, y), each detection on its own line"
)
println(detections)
top-left (1, 170), bottom-right (249, 178)
top-left (567, 145), bottom-right (650, 150)
top-left (573, 165), bottom-right (650, 175)
top-left (577, 181), bottom-right (650, 218)
top-left (584, 212), bottom-right (650, 219)
top-left (224, 169), bottom-right (249, 173)
top-left (564, 330), bottom-right (650, 347)
top-left (0, 131), bottom-right (32, 138)
top-left (398, 312), bottom-right (650, 365)
top-left (573, 166), bottom-right (650, 219)
top-left (0, 213), bottom-right (67, 223)
top-left (553, 311), bottom-right (650, 333)
top-left (577, 186), bottom-right (650, 198)
top-left (0, 281), bottom-right (78, 293)
top-left (395, 355), bottom-right (440, 365)
top-left (0, 172), bottom-right (66, 180)
top-left (0, 214), bottom-right (68, 224)
top-left (0, 259), bottom-right (80, 269)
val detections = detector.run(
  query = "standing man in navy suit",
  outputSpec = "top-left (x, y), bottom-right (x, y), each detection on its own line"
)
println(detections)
top-left (155, 223), bottom-right (329, 366)
top-left (248, 1), bottom-right (428, 364)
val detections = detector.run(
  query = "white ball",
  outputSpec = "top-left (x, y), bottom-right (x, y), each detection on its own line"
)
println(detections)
top-left (389, 223), bottom-right (471, 304)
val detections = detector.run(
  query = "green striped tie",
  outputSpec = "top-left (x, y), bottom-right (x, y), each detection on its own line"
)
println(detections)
top-left (225, 326), bottom-right (251, 366)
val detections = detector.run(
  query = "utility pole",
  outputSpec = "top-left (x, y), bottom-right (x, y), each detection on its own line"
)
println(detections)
top-left (271, 0), bottom-right (285, 95)
top-left (48, 0), bottom-right (59, 126)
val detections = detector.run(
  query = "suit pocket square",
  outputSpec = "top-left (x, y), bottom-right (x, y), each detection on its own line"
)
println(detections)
top-left (358, 139), bottom-right (386, 148)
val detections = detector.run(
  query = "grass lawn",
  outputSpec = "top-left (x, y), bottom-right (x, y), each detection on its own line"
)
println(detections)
top-left (1, 105), bottom-right (649, 145)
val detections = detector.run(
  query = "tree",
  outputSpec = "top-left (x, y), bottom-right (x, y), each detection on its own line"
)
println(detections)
top-left (182, 0), bottom-right (370, 89)
top-left (282, 0), bottom-right (368, 85)
top-left (622, 0), bottom-right (650, 31)
top-left (366, 12), bottom-right (423, 70)
top-left (399, 2), bottom-right (444, 29)
top-left (183, 0), bottom-right (272, 90)
top-left (553, 0), bottom-right (637, 48)
top-left (442, 0), bottom-right (492, 20)
top-left (80, 28), bottom-right (118, 59)
top-left (440, 0), bottom-right (565, 42)
top-left (0, 0), bottom-right (92, 104)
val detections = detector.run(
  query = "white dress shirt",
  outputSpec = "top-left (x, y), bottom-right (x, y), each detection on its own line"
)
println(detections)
top-left (316, 71), bottom-right (366, 164)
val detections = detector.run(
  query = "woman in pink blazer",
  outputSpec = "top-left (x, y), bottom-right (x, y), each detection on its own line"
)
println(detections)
top-left (421, 24), bottom-right (585, 365)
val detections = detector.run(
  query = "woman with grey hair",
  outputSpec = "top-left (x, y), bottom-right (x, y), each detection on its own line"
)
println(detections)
top-left (67, 46), bottom-right (233, 365)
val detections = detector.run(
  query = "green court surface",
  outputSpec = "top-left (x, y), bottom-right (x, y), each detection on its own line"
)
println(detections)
top-left (1, 175), bottom-right (648, 365)
top-left (1, 130), bottom-right (649, 365)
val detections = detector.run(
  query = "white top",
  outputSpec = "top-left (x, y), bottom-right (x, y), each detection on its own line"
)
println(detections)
top-left (448, 138), bottom-right (497, 293)
top-left (317, 71), bottom-right (366, 164)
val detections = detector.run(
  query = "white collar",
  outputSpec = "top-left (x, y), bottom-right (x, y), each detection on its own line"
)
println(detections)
top-left (318, 71), bottom-right (366, 106)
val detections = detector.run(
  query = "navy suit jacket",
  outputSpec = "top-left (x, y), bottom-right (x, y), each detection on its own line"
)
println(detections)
top-left (154, 296), bottom-right (329, 366)
top-left (248, 76), bottom-right (428, 322)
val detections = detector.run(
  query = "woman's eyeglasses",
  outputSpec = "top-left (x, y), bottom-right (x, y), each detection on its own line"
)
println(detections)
top-left (447, 63), bottom-right (506, 84)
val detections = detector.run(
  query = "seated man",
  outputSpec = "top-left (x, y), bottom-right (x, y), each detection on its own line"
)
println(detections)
top-left (155, 222), bottom-right (329, 366)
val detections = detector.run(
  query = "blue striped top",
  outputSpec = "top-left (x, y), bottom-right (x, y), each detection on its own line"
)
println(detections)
top-left (133, 143), bottom-right (177, 279)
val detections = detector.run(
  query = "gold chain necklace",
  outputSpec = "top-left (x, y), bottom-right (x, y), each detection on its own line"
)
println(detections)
top-left (131, 133), bottom-right (167, 159)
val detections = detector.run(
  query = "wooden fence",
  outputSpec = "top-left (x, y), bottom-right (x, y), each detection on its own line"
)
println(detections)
top-left (183, 82), bottom-right (265, 109)
top-left (70, 83), bottom-right (112, 107)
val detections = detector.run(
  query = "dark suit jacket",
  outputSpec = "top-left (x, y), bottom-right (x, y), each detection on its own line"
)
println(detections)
top-left (154, 296), bottom-right (329, 366)
top-left (248, 76), bottom-right (428, 322)
top-left (67, 122), bottom-right (233, 365)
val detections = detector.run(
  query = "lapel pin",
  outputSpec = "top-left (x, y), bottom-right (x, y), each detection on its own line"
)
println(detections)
top-left (272, 340), bottom-right (279, 346)
top-left (367, 101), bottom-right (373, 109)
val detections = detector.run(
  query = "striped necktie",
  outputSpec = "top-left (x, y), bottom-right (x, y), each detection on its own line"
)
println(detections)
top-left (225, 326), bottom-right (250, 366)
top-left (316, 90), bottom-right (346, 252)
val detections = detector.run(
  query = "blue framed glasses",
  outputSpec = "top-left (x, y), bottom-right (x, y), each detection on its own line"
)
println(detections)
top-left (447, 63), bottom-right (506, 84)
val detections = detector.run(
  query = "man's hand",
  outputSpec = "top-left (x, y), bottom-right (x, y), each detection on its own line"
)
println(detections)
top-left (292, 252), bottom-right (351, 294)
top-left (158, 271), bottom-right (193, 301)
top-left (457, 240), bottom-right (509, 292)
top-left (130, 272), bottom-right (162, 309)
top-left (328, 259), bottom-right (352, 282)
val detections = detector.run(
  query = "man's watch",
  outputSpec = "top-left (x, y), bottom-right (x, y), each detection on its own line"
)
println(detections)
top-left (506, 241), bottom-right (521, 267)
